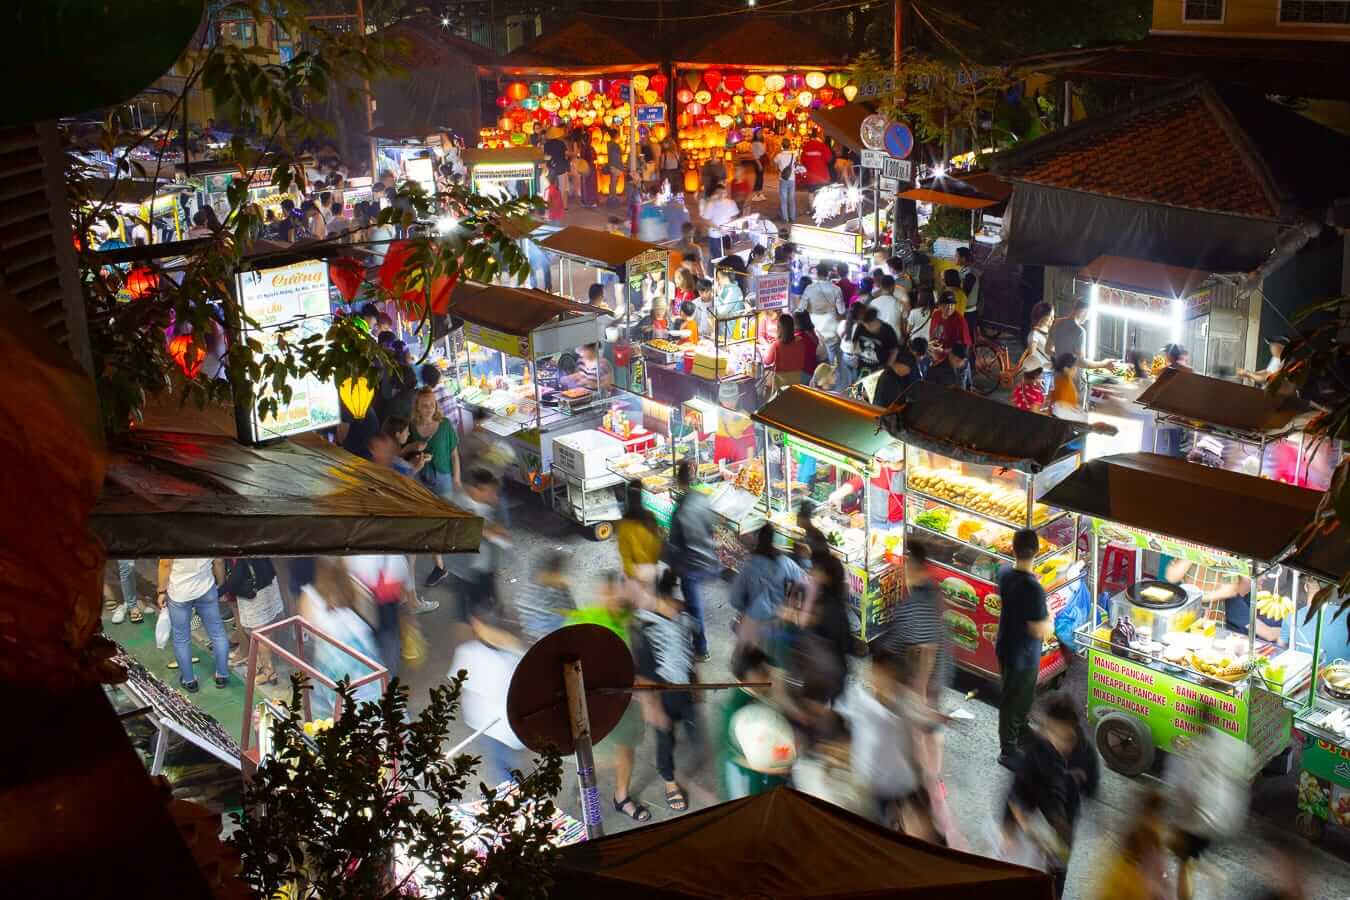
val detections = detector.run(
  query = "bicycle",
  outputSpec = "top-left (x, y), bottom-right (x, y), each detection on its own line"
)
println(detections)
top-left (970, 320), bottom-right (1022, 396)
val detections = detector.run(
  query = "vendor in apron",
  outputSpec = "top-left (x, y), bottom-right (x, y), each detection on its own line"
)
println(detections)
top-left (1162, 555), bottom-right (1260, 639)
top-left (827, 461), bottom-right (904, 529)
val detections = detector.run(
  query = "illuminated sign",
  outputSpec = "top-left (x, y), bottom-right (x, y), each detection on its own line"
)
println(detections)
top-left (788, 223), bottom-right (864, 258)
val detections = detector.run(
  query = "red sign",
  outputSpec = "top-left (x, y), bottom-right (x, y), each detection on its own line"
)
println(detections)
top-left (930, 563), bottom-right (1070, 682)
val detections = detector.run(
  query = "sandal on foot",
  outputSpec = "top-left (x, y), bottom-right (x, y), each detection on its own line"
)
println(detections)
top-left (166, 656), bottom-right (200, 670)
top-left (664, 787), bottom-right (688, 812)
top-left (128, 608), bottom-right (144, 624)
top-left (613, 796), bottom-right (652, 822)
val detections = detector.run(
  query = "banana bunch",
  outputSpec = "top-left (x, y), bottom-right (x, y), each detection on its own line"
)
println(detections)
top-left (1256, 590), bottom-right (1294, 622)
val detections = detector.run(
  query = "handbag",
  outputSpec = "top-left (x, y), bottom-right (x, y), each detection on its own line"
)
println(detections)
top-left (779, 154), bottom-right (796, 181)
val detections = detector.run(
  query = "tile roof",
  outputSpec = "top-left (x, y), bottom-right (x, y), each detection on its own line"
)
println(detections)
top-left (996, 86), bottom-right (1280, 219)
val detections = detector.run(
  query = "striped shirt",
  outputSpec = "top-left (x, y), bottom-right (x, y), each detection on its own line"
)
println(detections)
top-left (516, 581), bottom-right (573, 644)
top-left (636, 609), bottom-right (695, 685)
top-left (888, 581), bottom-right (942, 647)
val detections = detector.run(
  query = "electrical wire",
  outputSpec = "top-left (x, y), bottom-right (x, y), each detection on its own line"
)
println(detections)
top-left (578, 0), bottom-right (800, 22)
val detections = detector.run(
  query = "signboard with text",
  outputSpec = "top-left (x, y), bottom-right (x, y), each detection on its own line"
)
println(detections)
top-left (860, 149), bottom-right (885, 170)
top-left (238, 260), bottom-right (340, 441)
top-left (752, 271), bottom-right (790, 310)
top-left (882, 157), bottom-right (912, 182)
top-left (788, 223), bottom-right (864, 258)
top-left (636, 104), bottom-right (666, 124)
top-left (464, 321), bottom-right (531, 359)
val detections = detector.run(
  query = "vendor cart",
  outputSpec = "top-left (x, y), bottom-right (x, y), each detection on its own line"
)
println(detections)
top-left (461, 146), bottom-right (544, 199)
top-left (1044, 452), bottom-right (1322, 778)
top-left (539, 226), bottom-right (670, 347)
top-left (882, 382), bottom-right (1092, 684)
top-left (447, 281), bottom-right (612, 491)
top-left (754, 386), bottom-right (903, 644)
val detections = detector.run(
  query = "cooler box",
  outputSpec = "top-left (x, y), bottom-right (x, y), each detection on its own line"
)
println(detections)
top-left (553, 430), bottom-right (627, 480)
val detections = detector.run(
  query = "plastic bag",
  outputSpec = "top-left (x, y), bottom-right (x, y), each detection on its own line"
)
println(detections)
top-left (1054, 578), bottom-right (1092, 650)
top-left (155, 607), bottom-right (172, 649)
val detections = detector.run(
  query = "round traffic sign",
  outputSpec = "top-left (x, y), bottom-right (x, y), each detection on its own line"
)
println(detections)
top-left (860, 114), bottom-right (889, 151)
top-left (884, 122), bottom-right (914, 159)
top-left (505, 623), bottom-right (634, 753)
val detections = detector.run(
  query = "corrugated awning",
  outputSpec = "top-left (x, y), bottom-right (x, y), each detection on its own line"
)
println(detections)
top-left (807, 103), bottom-right (875, 155)
top-left (449, 280), bottom-right (609, 336)
top-left (899, 171), bottom-right (1012, 209)
top-left (539, 226), bottom-right (667, 268)
top-left (92, 429), bottom-right (484, 559)
top-left (1135, 368), bottom-right (1308, 437)
top-left (1078, 254), bottom-right (1212, 299)
top-left (1040, 452), bottom-right (1321, 564)
top-left (881, 381), bottom-right (1083, 472)
top-left (751, 385), bottom-right (893, 463)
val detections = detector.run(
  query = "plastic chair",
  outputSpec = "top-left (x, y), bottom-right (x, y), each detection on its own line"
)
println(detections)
top-left (1099, 544), bottom-right (1137, 598)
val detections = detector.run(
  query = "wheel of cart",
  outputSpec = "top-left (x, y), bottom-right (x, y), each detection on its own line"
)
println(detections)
top-left (549, 464), bottom-right (623, 542)
top-left (1094, 710), bottom-right (1155, 777)
top-left (591, 521), bottom-right (614, 542)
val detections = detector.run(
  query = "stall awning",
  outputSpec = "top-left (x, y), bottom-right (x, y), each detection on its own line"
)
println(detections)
top-left (1135, 368), bottom-right (1308, 437)
top-left (1078, 255), bottom-right (1211, 299)
top-left (880, 381), bottom-right (1083, 472)
top-left (449, 280), bottom-right (608, 336)
top-left (807, 103), bottom-right (875, 155)
top-left (87, 177), bottom-right (190, 206)
top-left (671, 18), bottom-right (851, 69)
top-left (1039, 452), bottom-right (1320, 563)
top-left (899, 171), bottom-right (1012, 210)
top-left (751, 386), bottom-right (891, 463)
top-left (91, 429), bottom-right (483, 559)
top-left (539, 226), bottom-right (666, 269)
top-left (485, 15), bottom-right (660, 76)
top-left (1282, 517), bottom-right (1350, 585)
top-left (461, 146), bottom-right (544, 167)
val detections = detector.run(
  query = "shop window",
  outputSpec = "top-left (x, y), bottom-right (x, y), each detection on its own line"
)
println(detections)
top-left (1182, 0), bottom-right (1224, 21)
top-left (219, 20), bottom-right (257, 46)
top-left (1281, 0), bottom-right (1350, 22)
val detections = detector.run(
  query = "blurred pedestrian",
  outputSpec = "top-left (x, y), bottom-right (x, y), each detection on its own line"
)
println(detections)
top-left (617, 484), bottom-right (662, 584)
top-left (995, 528), bottom-right (1053, 768)
top-left (343, 554), bottom-right (418, 678)
top-left (299, 558), bottom-right (383, 716)
top-left (157, 558), bottom-right (230, 693)
top-left (445, 469), bottom-right (508, 620)
top-left (1166, 726), bottom-right (1252, 900)
top-left (730, 525), bottom-right (804, 651)
top-left (634, 570), bottom-right (700, 812)
top-left (883, 541), bottom-right (951, 784)
top-left (716, 645), bottom-right (793, 801)
top-left (666, 461), bottom-right (717, 661)
top-left (450, 600), bottom-right (525, 786)
top-left (515, 550), bottom-right (574, 644)
top-left (1096, 791), bottom-right (1171, 900)
top-left (220, 557), bottom-right (284, 685)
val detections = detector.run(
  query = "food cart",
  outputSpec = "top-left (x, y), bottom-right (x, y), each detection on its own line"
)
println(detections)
top-left (882, 382), bottom-right (1090, 685)
top-left (1137, 368), bottom-right (1337, 489)
top-left (461, 146), bottom-right (544, 199)
top-left (1044, 452), bottom-right (1320, 777)
top-left (447, 281), bottom-right (611, 491)
top-left (754, 386), bottom-right (903, 643)
top-left (787, 223), bottom-right (869, 285)
top-left (87, 177), bottom-right (191, 245)
top-left (174, 159), bottom-right (288, 223)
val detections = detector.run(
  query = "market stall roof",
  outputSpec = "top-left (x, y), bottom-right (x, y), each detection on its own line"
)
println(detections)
top-left (380, 13), bottom-right (496, 69)
top-left (366, 124), bottom-right (446, 141)
top-left (486, 15), bottom-right (660, 76)
top-left (539, 226), bottom-right (666, 269)
top-left (1078, 254), bottom-right (1212, 299)
top-left (881, 381), bottom-right (1083, 472)
top-left (751, 385), bottom-right (892, 463)
top-left (91, 425), bottom-right (484, 559)
top-left (551, 787), bottom-right (1053, 900)
top-left (899, 170), bottom-right (1012, 210)
top-left (449, 280), bottom-right (609, 336)
top-left (671, 17), bottom-right (851, 69)
top-left (1135, 368), bottom-right (1309, 437)
top-left (806, 102), bottom-right (876, 155)
top-left (87, 177), bottom-right (190, 206)
top-left (1040, 452), bottom-right (1320, 563)
top-left (460, 146), bottom-right (545, 167)
top-left (1281, 517), bottom-right (1350, 585)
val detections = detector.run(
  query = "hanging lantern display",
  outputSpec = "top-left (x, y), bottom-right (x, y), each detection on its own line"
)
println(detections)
top-left (339, 376), bottom-right (375, 419)
top-left (828, 72), bottom-right (848, 89)
top-left (676, 88), bottom-right (694, 104)
top-left (684, 71), bottom-right (703, 92)
top-left (744, 73), bottom-right (765, 93)
top-left (683, 168), bottom-right (700, 193)
top-left (686, 102), bottom-right (703, 116)
top-left (643, 90), bottom-right (659, 104)
top-left (571, 79), bottom-right (593, 98)
top-left (694, 90), bottom-right (712, 105)
top-left (549, 80), bottom-right (570, 97)
top-left (649, 72), bottom-right (668, 95)
top-left (168, 334), bottom-right (206, 379)
top-left (843, 84), bottom-right (859, 102)
top-left (540, 96), bottom-right (560, 112)
top-left (329, 256), bottom-right (364, 302)
top-left (522, 96), bottom-right (539, 110)
top-left (125, 264), bottom-right (157, 299)
top-left (805, 71), bottom-right (827, 90)
top-left (530, 81), bottom-right (549, 97)
top-left (495, 95), bottom-right (511, 109)
top-left (506, 82), bottom-right (529, 102)
top-left (703, 69), bottom-right (722, 92)
top-left (797, 90), bottom-right (813, 109)
top-left (632, 73), bottom-right (649, 93)
top-left (724, 73), bottom-right (745, 93)
top-left (786, 73), bottom-right (805, 90)
top-left (764, 74), bottom-right (786, 92)
top-left (715, 114), bottom-right (734, 129)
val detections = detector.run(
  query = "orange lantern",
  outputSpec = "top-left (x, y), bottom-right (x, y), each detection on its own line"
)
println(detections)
top-left (683, 168), bottom-right (700, 193)
top-left (676, 88), bottom-right (694, 105)
top-left (168, 334), bottom-right (206, 379)
top-left (686, 102), bottom-right (703, 116)
top-left (744, 73), bottom-right (765, 93)
top-left (126, 264), bottom-right (157, 299)
top-left (506, 81), bottom-right (529, 102)
top-left (805, 71), bottom-right (828, 90)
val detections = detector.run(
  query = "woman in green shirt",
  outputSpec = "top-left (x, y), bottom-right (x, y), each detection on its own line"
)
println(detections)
top-left (409, 387), bottom-right (461, 496)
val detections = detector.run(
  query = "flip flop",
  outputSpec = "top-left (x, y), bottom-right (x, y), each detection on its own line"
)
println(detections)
top-left (613, 795), bottom-right (652, 823)
top-left (166, 656), bottom-right (200, 669)
top-left (664, 786), bottom-right (688, 812)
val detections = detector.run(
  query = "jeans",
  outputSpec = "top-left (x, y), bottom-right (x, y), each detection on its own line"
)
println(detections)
top-left (998, 663), bottom-right (1039, 756)
top-left (168, 587), bottom-right (231, 684)
top-left (608, 167), bottom-right (623, 204)
top-left (118, 559), bottom-right (138, 612)
top-left (779, 179), bottom-right (796, 223)
top-left (429, 469), bottom-right (455, 497)
top-left (838, 352), bottom-right (859, 392)
top-left (679, 571), bottom-right (712, 657)
top-left (374, 601), bottom-right (401, 679)
top-left (655, 690), bottom-right (695, 782)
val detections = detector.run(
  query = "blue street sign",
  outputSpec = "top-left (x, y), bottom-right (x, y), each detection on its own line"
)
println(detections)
top-left (883, 122), bottom-right (914, 160)
top-left (619, 83), bottom-right (631, 103)
top-left (635, 104), bottom-right (666, 124)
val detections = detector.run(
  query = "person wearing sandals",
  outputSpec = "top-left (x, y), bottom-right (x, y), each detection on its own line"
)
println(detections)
top-left (157, 558), bottom-right (231, 693)
top-left (220, 557), bottom-right (284, 685)
top-left (634, 570), bottom-right (700, 813)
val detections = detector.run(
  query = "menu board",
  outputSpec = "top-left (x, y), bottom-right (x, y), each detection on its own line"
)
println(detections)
top-left (238, 260), bottom-right (341, 441)
top-left (931, 562), bottom-right (1071, 680)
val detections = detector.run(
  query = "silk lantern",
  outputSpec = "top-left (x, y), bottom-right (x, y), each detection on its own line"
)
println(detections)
top-left (643, 90), bottom-right (659, 104)
top-left (495, 95), bottom-right (510, 109)
top-left (695, 90), bottom-right (712, 105)
top-left (683, 168), bottom-right (699, 193)
top-left (786, 73), bottom-right (804, 90)
top-left (797, 90), bottom-right (813, 108)
top-left (572, 79), bottom-right (593, 98)
top-left (339, 376), bottom-right (375, 419)
top-left (818, 87), bottom-right (835, 103)
top-left (522, 96), bottom-right (539, 110)
top-left (684, 71), bottom-right (702, 92)
top-left (168, 334), bottom-right (206, 379)
top-left (329, 256), bottom-right (364, 302)
top-left (676, 88), bottom-right (694, 105)
top-left (510, 131), bottom-right (528, 145)
top-left (805, 71), bottom-right (827, 90)
top-left (632, 73), bottom-right (649, 93)
top-left (550, 80), bottom-right (569, 97)
top-left (650, 73), bottom-right (668, 94)
top-left (506, 82), bottom-right (529, 102)
top-left (126, 264), bottom-right (157, 298)
top-left (686, 102), bottom-right (703, 116)
top-left (724, 73), bottom-right (744, 93)
top-left (827, 72), bottom-right (848, 89)
top-left (764, 74), bottom-right (785, 92)
top-left (744, 73), bottom-right (765, 93)
top-left (530, 81), bottom-right (548, 97)
top-left (843, 84), bottom-right (858, 101)
top-left (703, 69), bottom-right (722, 91)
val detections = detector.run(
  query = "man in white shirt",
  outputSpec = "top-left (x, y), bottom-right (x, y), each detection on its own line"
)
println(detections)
top-left (868, 274), bottom-right (905, 337)
top-left (772, 138), bottom-right (798, 224)
top-left (797, 262), bottom-right (845, 364)
top-left (450, 603), bottom-right (525, 785)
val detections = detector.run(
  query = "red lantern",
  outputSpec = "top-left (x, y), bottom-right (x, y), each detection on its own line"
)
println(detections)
top-left (818, 87), bottom-right (835, 103)
top-left (715, 91), bottom-right (733, 108)
top-left (609, 80), bottom-right (628, 98)
top-left (378, 240), bottom-right (415, 293)
top-left (506, 81), bottom-right (529, 102)
top-left (703, 69), bottom-right (722, 92)
top-left (329, 256), bottom-right (364, 303)
top-left (676, 88), bottom-right (694, 105)
top-left (649, 73), bottom-right (668, 95)
top-left (126, 264), bottom-right (157, 299)
top-left (168, 334), bottom-right (205, 379)
top-left (724, 73), bottom-right (745, 94)
top-left (509, 107), bottom-right (530, 124)
top-left (550, 80), bottom-right (570, 97)
top-left (393, 272), bottom-right (459, 319)
top-left (495, 95), bottom-right (511, 109)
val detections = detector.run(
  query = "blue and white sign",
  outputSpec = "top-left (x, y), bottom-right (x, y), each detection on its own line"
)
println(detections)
top-left (883, 123), bottom-right (914, 160)
top-left (619, 83), bottom-right (631, 102)
top-left (635, 104), bottom-right (666, 124)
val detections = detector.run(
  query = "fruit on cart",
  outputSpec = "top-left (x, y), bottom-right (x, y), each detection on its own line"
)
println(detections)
top-left (646, 338), bottom-right (683, 352)
top-left (1190, 648), bottom-right (1250, 681)
top-left (1255, 590), bottom-right (1295, 621)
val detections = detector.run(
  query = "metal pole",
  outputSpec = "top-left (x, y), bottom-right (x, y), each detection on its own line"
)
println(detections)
top-left (355, 0), bottom-right (377, 181)
top-left (563, 659), bottom-right (604, 839)
top-left (894, 0), bottom-right (904, 75)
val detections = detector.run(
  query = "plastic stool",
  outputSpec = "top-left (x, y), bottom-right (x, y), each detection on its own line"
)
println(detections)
top-left (1099, 544), bottom-right (1137, 598)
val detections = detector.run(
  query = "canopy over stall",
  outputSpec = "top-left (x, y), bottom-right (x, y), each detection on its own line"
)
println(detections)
top-left (92, 428), bottom-right (483, 559)
top-left (485, 15), bottom-right (660, 76)
top-left (806, 102), bottom-right (876, 155)
top-left (551, 787), bottom-right (1054, 899)
top-left (449, 280), bottom-right (610, 335)
top-left (541, 226), bottom-right (666, 271)
top-left (752, 384), bottom-right (888, 464)
top-left (900, 170), bottom-right (1012, 211)
top-left (1137, 368), bottom-right (1307, 436)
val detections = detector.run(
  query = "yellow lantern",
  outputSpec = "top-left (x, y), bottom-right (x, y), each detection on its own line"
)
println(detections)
top-left (775, 109), bottom-right (787, 121)
top-left (797, 90), bottom-right (813, 108)
top-left (498, 116), bottom-right (513, 131)
top-left (633, 73), bottom-right (650, 93)
top-left (754, 94), bottom-right (766, 106)
top-left (695, 90), bottom-right (712, 105)
top-left (805, 71), bottom-right (827, 90)
top-left (643, 90), bottom-right (659, 104)
top-left (652, 124), bottom-right (669, 140)
top-left (843, 84), bottom-right (859, 102)
top-left (716, 114), bottom-right (734, 129)
top-left (572, 79), bottom-right (593, 97)
top-left (339, 376), bottom-right (375, 419)
top-left (683, 168), bottom-right (700, 193)
top-left (541, 97), bottom-right (560, 112)
top-left (744, 73), bottom-right (765, 93)
top-left (764, 74), bottom-right (786, 92)
top-left (827, 71), bottom-right (849, 89)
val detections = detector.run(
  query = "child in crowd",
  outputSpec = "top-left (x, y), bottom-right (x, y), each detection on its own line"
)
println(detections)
top-left (1012, 367), bottom-right (1047, 412)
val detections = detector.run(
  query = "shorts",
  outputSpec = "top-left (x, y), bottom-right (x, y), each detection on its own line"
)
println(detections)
top-left (603, 698), bottom-right (645, 749)
top-left (1177, 830), bottom-right (1211, 861)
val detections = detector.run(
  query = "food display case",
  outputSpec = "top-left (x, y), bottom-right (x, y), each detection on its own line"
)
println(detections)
top-left (539, 226), bottom-right (671, 349)
top-left (753, 386), bottom-right (904, 643)
top-left (676, 398), bottom-right (766, 571)
top-left (1042, 452), bottom-right (1324, 778)
top-left (447, 282), bottom-right (611, 489)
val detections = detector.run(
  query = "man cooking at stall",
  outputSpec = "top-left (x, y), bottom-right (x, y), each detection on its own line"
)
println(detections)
top-left (1161, 556), bottom-right (1265, 640)
top-left (825, 445), bottom-right (906, 530)
top-left (558, 343), bottom-right (615, 392)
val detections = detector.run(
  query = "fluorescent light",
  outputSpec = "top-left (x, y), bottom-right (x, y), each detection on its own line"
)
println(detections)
top-left (1087, 281), bottom-right (1185, 346)
top-left (435, 214), bottom-right (459, 234)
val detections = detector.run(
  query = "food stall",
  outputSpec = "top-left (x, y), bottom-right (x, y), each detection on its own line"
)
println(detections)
top-left (1137, 368), bottom-right (1337, 489)
top-left (1076, 255), bottom-right (1251, 378)
top-left (447, 281), bottom-right (612, 491)
top-left (787, 223), bottom-right (869, 285)
top-left (754, 386), bottom-right (902, 643)
top-left (1044, 452), bottom-right (1320, 777)
top-left (882, 382), bottom-right (1091, 685)
top-left (340, 175), bottom-right (375, 217)
top-left (86, 177), bottom-right (191, 245)
top-left (461, 146), bottom-right (544, 199)
top-left (174, 159), bottom-right (288, 223)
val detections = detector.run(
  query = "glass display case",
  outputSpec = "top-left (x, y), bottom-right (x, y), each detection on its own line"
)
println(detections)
top-left (673, 398), bottom-right (766, 571)
top-left (1293, 587), bottom-right (1350, 842)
